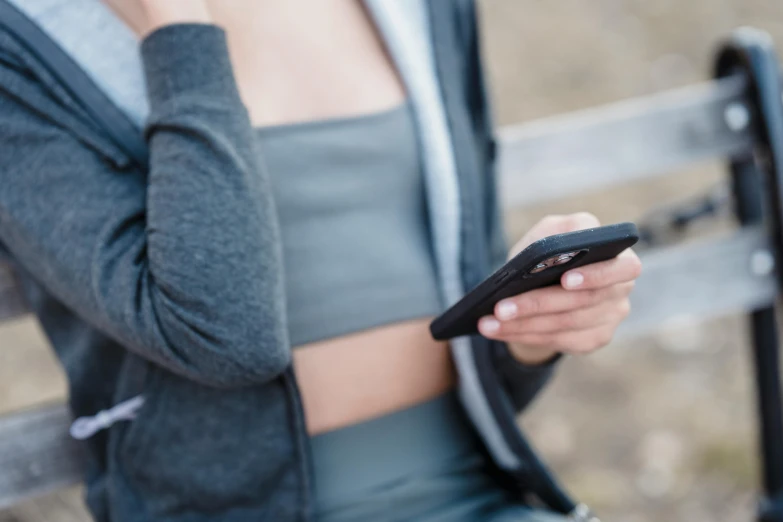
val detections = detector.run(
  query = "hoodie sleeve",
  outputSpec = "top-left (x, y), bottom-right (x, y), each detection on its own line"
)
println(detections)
top-left (0, 24), bottom-right (290, 388)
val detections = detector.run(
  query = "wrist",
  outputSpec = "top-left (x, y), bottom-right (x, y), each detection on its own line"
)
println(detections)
top-left (508, 342), bottom-right (560, 365)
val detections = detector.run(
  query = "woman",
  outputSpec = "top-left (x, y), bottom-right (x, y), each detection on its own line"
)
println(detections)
top-left (0, 0), bottom-right (640, 520)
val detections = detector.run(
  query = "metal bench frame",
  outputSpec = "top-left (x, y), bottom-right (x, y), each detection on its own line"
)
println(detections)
top-left (2, 26), bottom-right (783, 522)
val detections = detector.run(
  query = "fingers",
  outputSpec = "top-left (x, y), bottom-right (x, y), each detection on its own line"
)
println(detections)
top-left (480, 318), bottom-right (620, 355)
top-left (509, 212), bottom-right (601, 259)
top-left (561, 248), bottom-right (642, 290)
top-left (539, 212), bottom-right (601, 236)
top-left (482, 298), bottom-right (630, 338)
top-left (494, 213), bottom-right (641, 359)
top-left (511, 324), bottom-right (619, 355)
top-left (494, 281), bottom-right (635, 319)
top-left (497, 300), bottom-right (629, 336)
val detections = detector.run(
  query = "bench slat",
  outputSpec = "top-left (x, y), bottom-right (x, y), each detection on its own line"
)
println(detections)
top-left (0, 403), bottom-right (84, 510)
top-left (620, 226), bottom-right (775, 337)
top-left (498, 75), bottom-right (755, 208)
top-left (0, 228), bottom-right (775, 508)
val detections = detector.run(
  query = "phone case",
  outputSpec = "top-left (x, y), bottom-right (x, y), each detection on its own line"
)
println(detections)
top-left (429, 222), bottom-right (639, 340)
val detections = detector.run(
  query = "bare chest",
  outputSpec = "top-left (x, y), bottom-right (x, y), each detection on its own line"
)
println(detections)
top-left (209, 0), bottom-right (406, 127)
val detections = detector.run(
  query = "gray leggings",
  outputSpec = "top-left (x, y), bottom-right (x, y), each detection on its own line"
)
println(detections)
top-left (308, 392), bottom-right (567, 522)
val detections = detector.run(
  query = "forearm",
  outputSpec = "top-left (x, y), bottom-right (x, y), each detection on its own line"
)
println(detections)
top-left (139, 24), bottom-right (289, 383)
top-left (142, 24), bottom-right (285, 342)
top-left (0, 25), bottom-right (288, 388)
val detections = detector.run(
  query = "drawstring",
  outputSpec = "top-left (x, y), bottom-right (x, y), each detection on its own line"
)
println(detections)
top-left (69, 395), bottom-right (145, 440)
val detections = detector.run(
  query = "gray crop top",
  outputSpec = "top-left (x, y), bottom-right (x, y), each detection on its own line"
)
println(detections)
top-left (256, 102), bottom-right (443, 347)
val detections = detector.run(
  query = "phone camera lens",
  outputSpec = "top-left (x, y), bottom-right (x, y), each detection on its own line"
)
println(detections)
top-left (530, 263), bottom-right (548, 274)
top-left (554, 253), bottom-right (575, 265)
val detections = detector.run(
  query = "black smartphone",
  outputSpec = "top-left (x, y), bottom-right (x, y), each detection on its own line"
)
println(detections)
top-left (429, 222), bottom-right (639, 340)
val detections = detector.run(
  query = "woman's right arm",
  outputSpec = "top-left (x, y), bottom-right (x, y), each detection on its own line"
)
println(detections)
top-left (0, 24), bottom-right (289, 388)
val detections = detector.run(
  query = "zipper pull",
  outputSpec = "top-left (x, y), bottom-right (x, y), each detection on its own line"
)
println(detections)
top-left (69, 395), bottom-right (145, 440)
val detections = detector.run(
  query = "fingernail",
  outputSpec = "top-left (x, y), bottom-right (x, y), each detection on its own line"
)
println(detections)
top-left (564, 272), bottom-right (584, 289)
top-left (496, 301), bottom-right (517, 320)
top-left (480, 317), bottom-right (500, 334)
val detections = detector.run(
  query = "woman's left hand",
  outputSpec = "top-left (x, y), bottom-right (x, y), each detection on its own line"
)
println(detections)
top-left (477, 212), bottom-right (642, 365)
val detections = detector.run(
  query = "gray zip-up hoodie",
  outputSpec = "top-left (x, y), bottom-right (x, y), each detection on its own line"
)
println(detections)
top-left (0, 1), bottom-right (560, 520)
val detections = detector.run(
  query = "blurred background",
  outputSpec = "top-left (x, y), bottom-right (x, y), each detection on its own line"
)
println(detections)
top-left (2, 0), bottom-right (783, 521)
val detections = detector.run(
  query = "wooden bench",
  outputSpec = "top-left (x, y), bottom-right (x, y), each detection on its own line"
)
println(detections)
top-left (2, 28), bottom-right (783, 521)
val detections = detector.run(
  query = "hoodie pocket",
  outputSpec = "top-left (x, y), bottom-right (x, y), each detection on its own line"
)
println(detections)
top-left (111, 355), bottom-right (164, 463)
top-left (113, 364), bottom-right (302, 517)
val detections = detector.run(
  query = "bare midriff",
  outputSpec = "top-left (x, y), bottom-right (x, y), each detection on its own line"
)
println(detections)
top-left (212, 0), bottom-right (455, 435)
top-left (105, 0), bottom-right (455, 435)
top-left (293, 320), bottom-right (454, 435)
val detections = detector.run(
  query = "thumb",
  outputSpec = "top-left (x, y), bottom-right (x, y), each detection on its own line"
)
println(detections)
top-left (509, 212), bottom-right (601, 260)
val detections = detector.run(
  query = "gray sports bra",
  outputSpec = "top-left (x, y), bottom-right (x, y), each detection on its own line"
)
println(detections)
top-left (256, 102), bottom-right (443, 347)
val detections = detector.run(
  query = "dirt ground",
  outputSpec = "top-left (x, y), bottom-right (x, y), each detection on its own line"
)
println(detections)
top-left (3, 1), bottom-right (783, 521)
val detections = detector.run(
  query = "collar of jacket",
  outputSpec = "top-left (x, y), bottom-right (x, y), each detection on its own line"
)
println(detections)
top-left (366, 0), bottom-right (541, 481)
